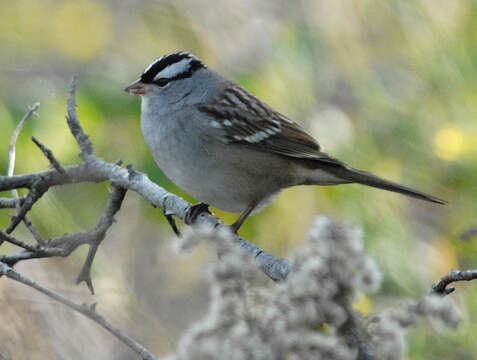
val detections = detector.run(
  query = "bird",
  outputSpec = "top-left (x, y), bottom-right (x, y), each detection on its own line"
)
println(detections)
top-left (125, 51), bottom-right (446, 232)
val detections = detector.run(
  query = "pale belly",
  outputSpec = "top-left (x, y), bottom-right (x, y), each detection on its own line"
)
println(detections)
top-left (141, 116), bottom-right (294, 213)
top-left (151, 141), bottom-right (290, 213)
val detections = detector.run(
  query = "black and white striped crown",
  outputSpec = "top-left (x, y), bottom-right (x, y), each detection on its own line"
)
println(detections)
top-left (141, 51), bottom-right (206, 85)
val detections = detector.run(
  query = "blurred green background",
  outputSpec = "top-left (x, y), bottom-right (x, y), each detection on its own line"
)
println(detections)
top-left (0, 0), bottom-right (476, 359)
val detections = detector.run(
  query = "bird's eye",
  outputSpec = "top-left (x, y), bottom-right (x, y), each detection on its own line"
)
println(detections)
top-left (154, 78), bottom-right (170, 87)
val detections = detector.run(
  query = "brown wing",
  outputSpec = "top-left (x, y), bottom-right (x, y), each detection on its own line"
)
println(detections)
top-left (198, 84), bottom-right (328, 160)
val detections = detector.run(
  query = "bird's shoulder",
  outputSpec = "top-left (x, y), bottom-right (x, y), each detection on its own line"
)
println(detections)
top-left (197, 81), bottom-right (331, 160)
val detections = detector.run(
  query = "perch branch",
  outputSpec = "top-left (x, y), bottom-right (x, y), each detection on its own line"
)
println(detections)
top-left (71, 77), bottom-right (292, 280)
top-left (431, 268), bottom-right (477, 295)
top-left (0, 161), bottom-right (290, 281)
top-left (0, 77), bottom-right (290, 284)
top-left (0, 262), bottom-right (159, 360)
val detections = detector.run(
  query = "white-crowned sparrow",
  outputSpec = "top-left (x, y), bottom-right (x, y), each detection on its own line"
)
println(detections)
top-left (125, 51), bottom-right (446, 231)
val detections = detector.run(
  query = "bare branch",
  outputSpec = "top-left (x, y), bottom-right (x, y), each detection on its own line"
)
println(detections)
top-left (0, 262), bottom-right (159, 360)
top-left (0, 163), bottom-right (106, 189)
top-left (7, 135), bottom-right (64, 245)
top-left (0, 229), bottom-right (39, 252)
top-left (0, 197), bottom-right (24, 209)
top-left (5, 181), bottom-right (48, 234)
top-left (8, 102), bottom-right (40, 182)
top-left (31, 136), bottom-right (66, 174)
top-left (0, 162), bottom-right (291, 281)
top-left (0, 77), bottom-right (290, 282)
top-left (66, 75), bottom-right (94, 158)
top-left (76, 185), bottom-right (127, 294)
top-left (0, 250), bottom-right (51, 267)
top-left (0, 182), bottom-right (126, 293)
top-left (20, 216), bottom-right (45, 245)
top-left (0, 230), bottom-right (63, 256)
top-left (431, 268), bottom-right (477, 295)
top-left (6, 102), bottom-right (45, 245)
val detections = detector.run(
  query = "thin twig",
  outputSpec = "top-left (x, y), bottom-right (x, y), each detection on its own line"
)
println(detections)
top-left (66, 75), bottom-right (94, 158)
top-left (0, 197), bottom-right (24, 209)
top-left (0, 250), bottom-right (51, 267)
top-left (0, 186), bottom-right (125, 275)
top-left (5, 102), bottom-right (45, 244)
top-left (76, 185), bottom-right (127, 294)
top-left (20, 217), bottom-right (45, 245)
top-left (1, 183), bottom-right (125, 293)
top-left (0, 262), bottom-right (159, 360)
top-left (0, 229), bottom-right (41, 252)
top-left (0, 229), bottom-right (62, 255)
top-left (31, 136), bottom-right (66, 174)
top-left (8, 102), bottom-right (40, 182)
top-left (431, 268), bottom-right (477, 295)
top-left (5, 182), bottom-right (48, 234)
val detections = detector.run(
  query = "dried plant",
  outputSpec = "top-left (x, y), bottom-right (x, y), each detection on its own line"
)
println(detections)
top-left (172, 217), bottom-right (458, 360)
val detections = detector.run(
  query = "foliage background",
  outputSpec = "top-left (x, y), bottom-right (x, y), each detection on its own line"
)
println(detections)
top-left (0, 0), bottom-right (476, 359)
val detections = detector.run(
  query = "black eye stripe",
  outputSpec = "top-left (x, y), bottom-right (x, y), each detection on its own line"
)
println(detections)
top-left (154, 78), bottom-right (170, 87)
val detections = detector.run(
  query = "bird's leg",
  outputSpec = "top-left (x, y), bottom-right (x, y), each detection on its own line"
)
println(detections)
top-left (230, 201), bottom-right (258, 233)
top-left (163, 209), bottom-right (181, 237)
top-left (185, 202), bottom-right (211, 225)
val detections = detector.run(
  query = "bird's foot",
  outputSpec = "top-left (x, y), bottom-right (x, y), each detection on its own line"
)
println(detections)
top-left (185, 202), bottom-right (210, 225)
top-left (227, 201), bottom-right (258, 234)
top-left (227, 221), bottom-right (241, 234)
top-left (163, 210), bottom-right (181, 237)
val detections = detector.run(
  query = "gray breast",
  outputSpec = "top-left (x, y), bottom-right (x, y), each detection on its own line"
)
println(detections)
top-left (140, 87), bottom-right (296, 213)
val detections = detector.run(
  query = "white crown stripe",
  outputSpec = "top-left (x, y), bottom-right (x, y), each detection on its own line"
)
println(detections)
top-left (152, 58), bottom-right (194, 81)
top-left (143, 56), bottom-right (164, 74)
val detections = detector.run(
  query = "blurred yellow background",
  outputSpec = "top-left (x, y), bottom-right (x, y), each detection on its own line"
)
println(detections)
top-left (0, 0), bottom-right (476, 359)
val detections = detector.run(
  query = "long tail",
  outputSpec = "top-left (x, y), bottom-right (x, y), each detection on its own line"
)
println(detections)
top-left (316, 159), bottom-right (447, 205)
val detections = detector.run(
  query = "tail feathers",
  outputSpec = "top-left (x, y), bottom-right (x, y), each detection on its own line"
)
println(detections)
top-left (317, 160), bottom-right (447, 205)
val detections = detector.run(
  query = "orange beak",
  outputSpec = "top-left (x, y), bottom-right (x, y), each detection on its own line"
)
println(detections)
top-left (124, 79), bottom-right (148, 95)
